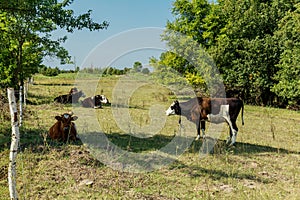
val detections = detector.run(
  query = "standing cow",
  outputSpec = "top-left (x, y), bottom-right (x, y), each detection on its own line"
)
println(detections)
top-left (49, 112), bottom-right (78, 142)
top-left (166, 97), bottom-right (244, 146)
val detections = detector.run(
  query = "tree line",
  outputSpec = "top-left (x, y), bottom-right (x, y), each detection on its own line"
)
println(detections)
top-left (151, 0), bottom-right (300, 108)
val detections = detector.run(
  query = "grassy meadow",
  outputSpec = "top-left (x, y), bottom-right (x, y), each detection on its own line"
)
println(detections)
top-left (0, 73), bottom-right (299, 199)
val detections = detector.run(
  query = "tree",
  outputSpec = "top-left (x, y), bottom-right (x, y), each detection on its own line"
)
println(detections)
top-left (159, 0), bottom-right (212, 76)
top-left (160, 0), bottom-right (298, 106)
top-left (210, 0), bottom-right (295, 105)
top-left (0, 0), bottom-right (109, 89)
top-left (156, 0), bottom-right (223, 94)
top-left (7, 88), bottom-right (20, 199)
top-left (166, 0), bottom-right (211, 46)
top-left (272, 3), bottom-right (300, 107)
top-left (141, 68), bottom-right (150, 74)
top-left (133, 61), bottom-right (142, 72)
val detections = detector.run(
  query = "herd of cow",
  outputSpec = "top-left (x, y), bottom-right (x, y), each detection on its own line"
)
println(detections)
top-left (49, 87), bottom-right (244, 146)
top-left (49, 88), bottom-right (110, 142)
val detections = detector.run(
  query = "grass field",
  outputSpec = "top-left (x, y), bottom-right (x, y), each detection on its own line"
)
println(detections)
top-left (0, 73), bottom-right (299, 199)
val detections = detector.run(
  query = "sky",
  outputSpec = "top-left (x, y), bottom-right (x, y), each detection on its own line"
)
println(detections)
top-left (46, 0), bottom-right (175, 70)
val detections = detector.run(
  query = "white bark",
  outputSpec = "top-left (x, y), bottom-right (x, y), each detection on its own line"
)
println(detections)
top-left (19, 86), bottom-right (23, 127)
top-left (7, 88), bottom-right (19, 200)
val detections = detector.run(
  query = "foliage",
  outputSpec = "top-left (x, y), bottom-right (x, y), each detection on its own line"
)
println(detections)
top-left (38, 65), bottom-right (78, 76)
top-left (272, 3), bottom-right (300, 106)
top-left (149, 56), bottom-right (189, 88)
top-left (80, 66), bottom-right (131, 76)
top-left (133, 61), bottom-right (143, 72)
top-left (158, 0), bottom-right (299, 107)
top-left (185, 72), bottom-right (206, 89)
top-left (209, 0), bottom-right (295, 105)
top-left (0, 0), bottom-right (108, 89)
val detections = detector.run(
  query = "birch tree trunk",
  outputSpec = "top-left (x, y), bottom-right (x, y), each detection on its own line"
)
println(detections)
top-left (7, 88), bottom-right (19, 200)
top-left (19, 86), bottom-right (23, 127)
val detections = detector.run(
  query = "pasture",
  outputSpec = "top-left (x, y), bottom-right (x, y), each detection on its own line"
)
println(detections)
top-left (0, 73), bottom-right (299, 199)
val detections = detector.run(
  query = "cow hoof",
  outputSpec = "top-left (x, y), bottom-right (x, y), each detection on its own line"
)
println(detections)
top-left (226, 137), bottom-right (231, 144)
top-left (228, 142), bottom-right (236, 147)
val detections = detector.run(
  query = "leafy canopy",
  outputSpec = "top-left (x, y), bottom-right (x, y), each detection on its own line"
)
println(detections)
top-left (153, 0), bottom-right (299, 107)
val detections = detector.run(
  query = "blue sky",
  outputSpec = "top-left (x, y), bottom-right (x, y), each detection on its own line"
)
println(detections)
top-left (47, 0), bottom-right (175, 69)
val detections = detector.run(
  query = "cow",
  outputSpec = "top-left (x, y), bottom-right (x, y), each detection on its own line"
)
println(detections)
top-left (69, 87), bottom-right (78, 94)
top-left (165, 97), bottom-right (244, 146)
top-left (49, 112), bottom-right (78, 142)
top-left (81, 95), bottom-right (109, 108)
top-left (54, 88), bottom-right (85, 104)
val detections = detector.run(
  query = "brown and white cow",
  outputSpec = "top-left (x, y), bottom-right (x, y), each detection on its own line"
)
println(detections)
top-left (49, 112), bottom-right (78, 142)
top-left (81, 95), bottom-right (109, 108)
top-left (166, 97), bottom-right (244, 145)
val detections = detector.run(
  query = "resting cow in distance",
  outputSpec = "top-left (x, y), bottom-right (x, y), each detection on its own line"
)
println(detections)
top-left (49, 112), bottom-right (78, 142)
top-left (81, 95), bottom-right (109, 108)
top-left (54, 88), bottom-right (85, 104)
top-left (165, 97), bottom-right (244, 146)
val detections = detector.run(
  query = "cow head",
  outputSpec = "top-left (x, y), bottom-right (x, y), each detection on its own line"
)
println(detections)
top-left (71, 90), bottom-right (86, 103)
top-left (69, 87), bottom-right (79, 95)
top-left (93, 95), bottom-right (109, 107)
top-left (99, 95), bottom-right (109, 104)
top-left (166, 100), bottom-right (181, 116)
top-left (77, 90), bottom-right (86, 98)
top-left (55, 112), bottom-right (78, 140)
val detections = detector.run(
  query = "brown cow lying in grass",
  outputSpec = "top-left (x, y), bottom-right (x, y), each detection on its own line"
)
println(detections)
top-left (49, 112), bottom-right (78, 142)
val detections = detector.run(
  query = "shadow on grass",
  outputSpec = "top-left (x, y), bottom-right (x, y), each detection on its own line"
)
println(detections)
top-left (169, 160), bottom-right (271, 183)
top-left (187, 137), bottom-right (300, 155)
top-left (76, 132), bottom-right (300, 158)
top-left (1, 126), bottom-right (299, 156)
top-left (0, 126), bottom-right (83, 152)
top-left (105, 132), bottom-right (176, 152)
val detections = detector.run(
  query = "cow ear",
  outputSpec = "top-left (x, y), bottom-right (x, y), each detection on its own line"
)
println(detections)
top-left (71, 116), bottom-right (78, 121)
top-left (55, 116), bottom-right (62, 121)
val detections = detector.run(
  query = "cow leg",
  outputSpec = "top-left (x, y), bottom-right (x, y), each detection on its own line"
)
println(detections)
top-left (196, 120), bottom-right (206, 140)
top-left (226, 126), bottom-right (232, 144)
top-left (223, 116), bottom-right (236, 145)
top-left (229, 121), bottom-right (238, 146)
top-left (195, 120), bottom-right (201, 140)
top-left (201, 120), bottom-right (206, 138)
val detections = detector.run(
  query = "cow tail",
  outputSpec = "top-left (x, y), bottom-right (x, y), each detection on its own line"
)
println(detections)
top-left (241, 100), bottom-right (244, 125)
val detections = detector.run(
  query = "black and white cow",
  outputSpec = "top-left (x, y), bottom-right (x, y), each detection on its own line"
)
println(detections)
top-left (166, 97), bottom-right (244, 145)
top-left (81, 95), bottom-right (109, 108)
top-left (54, 88), bottom-right (85, 104)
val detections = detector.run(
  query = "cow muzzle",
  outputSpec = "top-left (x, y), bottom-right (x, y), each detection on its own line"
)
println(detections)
top-left (63, 126), bottom-right (70, 132)
top-left (165, 108), bottom-right (175, 116)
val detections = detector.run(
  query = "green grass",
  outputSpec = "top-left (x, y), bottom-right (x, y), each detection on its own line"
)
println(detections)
top-left (0, 73), bottom-right (299, 199)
